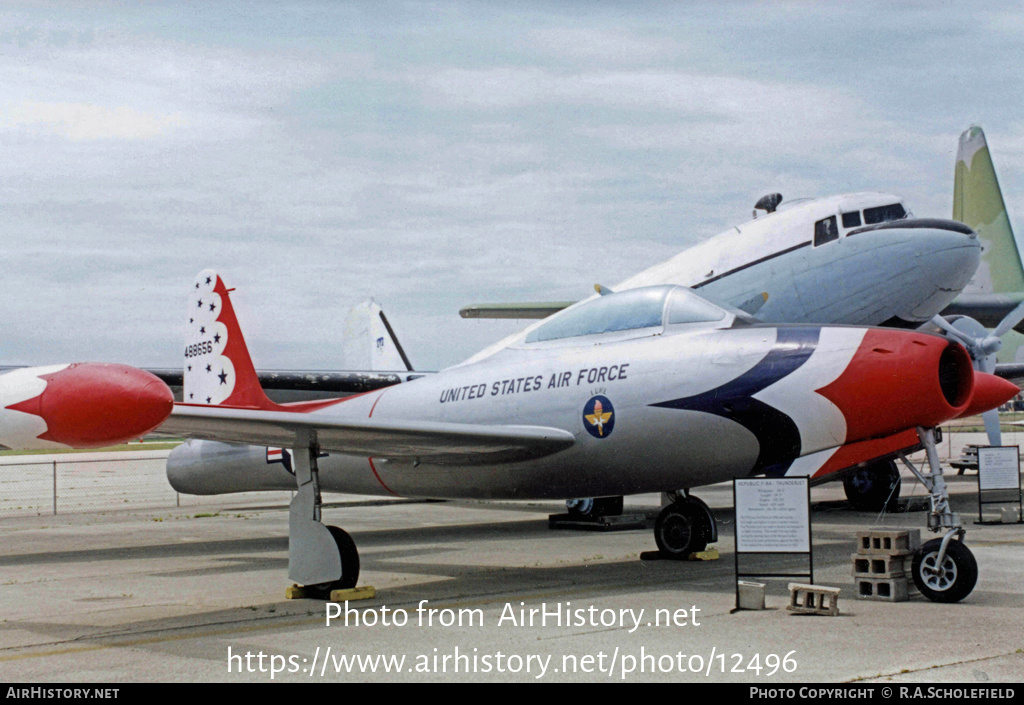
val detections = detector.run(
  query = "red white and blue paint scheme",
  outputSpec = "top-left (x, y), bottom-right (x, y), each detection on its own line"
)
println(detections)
top-left (156, 270), bottom-right (1015, 602)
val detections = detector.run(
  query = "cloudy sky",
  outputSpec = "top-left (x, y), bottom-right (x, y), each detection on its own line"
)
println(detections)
top-left (3, 2), bottom-right (1023, 371)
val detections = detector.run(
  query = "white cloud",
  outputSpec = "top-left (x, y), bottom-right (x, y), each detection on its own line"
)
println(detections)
top-left (2, 100), bottom-right (184, 140)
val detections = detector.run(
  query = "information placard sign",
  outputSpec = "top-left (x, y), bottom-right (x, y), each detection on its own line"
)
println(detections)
top-left (978, 446), bottom-right (1020, 491)
top-left (734, 477), bottom-right (811, 553)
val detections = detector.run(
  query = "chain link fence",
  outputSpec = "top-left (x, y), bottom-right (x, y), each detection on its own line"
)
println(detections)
top-left (0, 447), bottom-right (292, 517)
top-left (0, 427), bottom-right (1018, 518)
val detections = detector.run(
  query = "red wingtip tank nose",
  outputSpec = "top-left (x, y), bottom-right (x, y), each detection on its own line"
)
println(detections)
top-left (957, 372), bottom-right (1020, 419)
top-left (8, 363), bottom-right (174, 448)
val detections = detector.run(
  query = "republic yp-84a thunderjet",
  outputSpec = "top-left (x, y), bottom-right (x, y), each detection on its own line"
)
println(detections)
top-left (149, 269), bottom-right (1016, 603)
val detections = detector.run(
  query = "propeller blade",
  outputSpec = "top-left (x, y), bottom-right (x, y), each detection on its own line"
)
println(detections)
top-left (982, 408), bottom-right (1002, 446)
top-left (930, 315), bottom-right (977, 349)
top-left (992, 299), bottom-right (1024, 338)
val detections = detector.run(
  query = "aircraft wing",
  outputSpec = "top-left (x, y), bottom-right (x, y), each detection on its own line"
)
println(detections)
top-left (993, 362), bottom-right (1024, 386)
top-left (940, 294), bottom-right (1024, 332)
top-left (459, 302), bottom-right (574, 319)
top-left (158, 405), bottom-right (575, 465)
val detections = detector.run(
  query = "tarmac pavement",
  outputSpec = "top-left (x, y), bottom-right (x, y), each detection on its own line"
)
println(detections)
top-left (0, 467), bottom-right (1021, 683)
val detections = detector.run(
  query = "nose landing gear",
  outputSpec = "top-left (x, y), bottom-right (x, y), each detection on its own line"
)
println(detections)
top-left (898, 427), bottom-right (979, 603)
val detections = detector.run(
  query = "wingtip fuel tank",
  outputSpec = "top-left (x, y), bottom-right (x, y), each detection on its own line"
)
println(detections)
top-left (0, 363), bottom-right (173, 450)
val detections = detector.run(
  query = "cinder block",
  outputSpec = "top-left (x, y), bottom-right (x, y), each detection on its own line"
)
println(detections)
top-left (851, 553), bottom-right (910, 579)
top-left (856, 577), bottom-right (909, 602)
top-left (855, 528), bottom-right (920, 556)
top-left (737, 581), bottom-right (766, 610)
top-left (1001, 507), bottom-right (1021, 524)
top-left (787, 583), bottom-right (840, 616)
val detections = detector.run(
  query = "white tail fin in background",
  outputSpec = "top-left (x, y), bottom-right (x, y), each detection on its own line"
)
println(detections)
top-left (342, 299), bottom-right (413, 372)
top-left (184, 269), bottom-right (274, 409)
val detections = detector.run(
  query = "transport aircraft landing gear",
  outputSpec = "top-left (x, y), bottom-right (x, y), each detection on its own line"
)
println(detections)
top-left (565, 496), bottom-right (624, 519)
top-left (897, 427), bottom-right (977, 603)
top-left (653, 492), bottom-right (717, 559)
top-left (843, 458), bottom-right (901, 512)
top-left (290, 442), bottom-right (360, 598)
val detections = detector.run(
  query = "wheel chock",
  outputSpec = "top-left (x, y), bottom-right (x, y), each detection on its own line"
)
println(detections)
top-left (330, 586), bottom-right (376, 602)
top-left (639, 547), bottom-right (719, 561)
top-left (284, 584), bottom-right (376, 601)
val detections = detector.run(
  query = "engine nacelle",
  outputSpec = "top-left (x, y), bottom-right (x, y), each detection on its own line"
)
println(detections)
top-left (818, 330), bottom-right (982, 444)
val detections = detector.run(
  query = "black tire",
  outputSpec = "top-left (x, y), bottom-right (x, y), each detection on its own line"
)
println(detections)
top-left (654, 502), bottom-right (708, 559)
top-left (566, 496), bottom-right (623, 519)
top-left (843, 459), bottom-right (901, 512)
top-left (307, 526), bottom-right (360, 599)
top-left (912, 538), bottom-right (978, 603)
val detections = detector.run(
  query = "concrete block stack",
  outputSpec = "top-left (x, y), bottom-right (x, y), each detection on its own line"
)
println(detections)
top-left (852, 528), bottom-right (920, 602)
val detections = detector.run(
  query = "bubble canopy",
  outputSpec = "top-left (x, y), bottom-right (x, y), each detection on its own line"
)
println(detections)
top-left (524, 285), bottom-right (729, 344)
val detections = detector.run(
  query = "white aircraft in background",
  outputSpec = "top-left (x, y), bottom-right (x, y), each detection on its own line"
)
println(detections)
top-left (458, 128), bottom-right (1024, 511)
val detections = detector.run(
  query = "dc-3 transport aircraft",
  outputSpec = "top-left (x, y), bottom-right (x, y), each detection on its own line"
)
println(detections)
top-left (1, 266), bottom-right (1008, 602)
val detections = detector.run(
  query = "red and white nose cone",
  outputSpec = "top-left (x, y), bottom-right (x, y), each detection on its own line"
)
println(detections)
top-left (3, 363), bottom-right (174, 449)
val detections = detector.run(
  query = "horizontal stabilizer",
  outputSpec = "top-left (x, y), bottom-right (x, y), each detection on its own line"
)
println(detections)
top-left (159, 405), bottom-right (575, 465)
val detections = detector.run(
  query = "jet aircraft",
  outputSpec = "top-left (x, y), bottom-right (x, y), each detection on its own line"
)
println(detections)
top-left (151, 269), bottom-right (1015, 603)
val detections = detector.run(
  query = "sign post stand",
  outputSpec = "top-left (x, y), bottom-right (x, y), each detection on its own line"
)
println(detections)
top-left (733, 477), bottom-right (813, 611)
top-left (976, 446), bottom-right (1023, 525)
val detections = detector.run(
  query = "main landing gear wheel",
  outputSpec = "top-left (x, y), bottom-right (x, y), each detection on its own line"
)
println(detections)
top-left (843, 459), bottom-right (901, 512)
top-left (306, 526), bottom-right (360, 599)
top-left (912, 537), bottom-right (978, 604)
top-left (654, 501), bottom-right (709, 559)
top-left (565, 496), bottom-right (624, 519)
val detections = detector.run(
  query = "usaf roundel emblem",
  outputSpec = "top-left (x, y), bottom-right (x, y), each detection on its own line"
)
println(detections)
top-left (583, 395), bottom-right (615, 438)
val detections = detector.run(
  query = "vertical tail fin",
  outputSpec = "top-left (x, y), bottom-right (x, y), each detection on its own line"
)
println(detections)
top-left (341, 298), bottom-right (414, 371)
top-left (955, 125), bottom-right (1024, 295)
top-left (184, 269), bottom-right (274, 409)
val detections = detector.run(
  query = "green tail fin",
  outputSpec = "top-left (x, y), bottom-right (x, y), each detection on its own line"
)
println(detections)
top-left (955, 125), bottom-right (1024, 295)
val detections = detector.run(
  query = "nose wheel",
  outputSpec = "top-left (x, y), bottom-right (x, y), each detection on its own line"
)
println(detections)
top-left (912, 537), bottom-right (977, 603)
top-left (898, 427), bottom-right (978, 603)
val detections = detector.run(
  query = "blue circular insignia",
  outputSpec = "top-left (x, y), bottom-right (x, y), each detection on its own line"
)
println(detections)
top-left (582, 395), bottom-right (615, 439)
